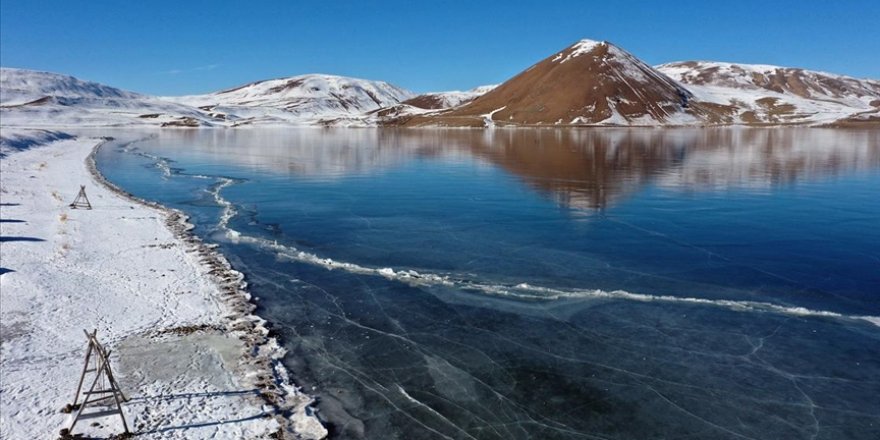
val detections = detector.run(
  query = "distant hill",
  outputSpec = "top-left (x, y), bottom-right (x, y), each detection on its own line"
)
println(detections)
top-left (165, 74), bottom-right (413, 126)
top-left (657, 61), bottom-right (880, 125)
top-left (0, 67), bottom-right (214, 127)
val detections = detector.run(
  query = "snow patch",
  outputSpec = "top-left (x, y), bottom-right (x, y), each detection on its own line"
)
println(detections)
top-left (557, 39), bottom-right (604, 64)
top-left (482, 106), bottom-right (507, 127)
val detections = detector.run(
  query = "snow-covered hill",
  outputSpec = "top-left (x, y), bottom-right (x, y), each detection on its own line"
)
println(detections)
top-left (657, 61), bottom-right (880, 125)
top-left (166, 74), bottom-right (414, 126)
top-left (1, 68), bottom-right (141, 103)
top-left (0, 69), bottom-right (414, 128)
top-left (0, 68), bottom-right (216, 127)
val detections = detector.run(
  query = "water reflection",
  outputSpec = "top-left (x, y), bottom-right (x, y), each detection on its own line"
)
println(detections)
top-left (652, 129), bottom-right (880, 191)
top-left (146, 127), bottom-right (880, 210)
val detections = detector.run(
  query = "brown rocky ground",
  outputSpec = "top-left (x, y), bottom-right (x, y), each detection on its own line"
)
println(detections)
top-left (395, 40), bottom-right (706, 127)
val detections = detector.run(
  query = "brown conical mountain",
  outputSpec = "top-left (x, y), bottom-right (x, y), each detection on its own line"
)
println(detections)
top-left (400, 40), bottom-right (706, 127)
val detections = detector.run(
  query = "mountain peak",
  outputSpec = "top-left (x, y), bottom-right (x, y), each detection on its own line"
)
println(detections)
top-left (571, 38), bottom-right (606, 50)
top-left (551, 39), bottom-right (610, 64)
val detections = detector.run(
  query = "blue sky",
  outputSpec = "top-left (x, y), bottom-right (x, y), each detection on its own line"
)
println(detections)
top-left (2, 0), bottom-right (878, 95)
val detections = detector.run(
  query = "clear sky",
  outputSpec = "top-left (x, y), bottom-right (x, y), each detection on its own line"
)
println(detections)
top-left (2, 0), bottom-right (878, 95)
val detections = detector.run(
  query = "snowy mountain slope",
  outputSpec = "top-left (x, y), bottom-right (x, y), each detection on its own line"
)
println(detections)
top-left (657, 61), bottom-right (880, 106)
top-left (657, 61), bottom-right (880, 125)
top-left (0, 68), bottom-right (217, 127)
top-left (1, 67), bottom-right (141, 103)
top-left (318, 85), bottom-right (499, 127)
top-left (402, 85), bottom-right (497, 110)
top-left (165, 74), bottom-right (414, 126)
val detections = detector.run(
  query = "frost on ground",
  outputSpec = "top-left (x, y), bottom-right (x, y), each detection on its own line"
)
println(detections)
top-left (0, 131), bottom-right (326, 439)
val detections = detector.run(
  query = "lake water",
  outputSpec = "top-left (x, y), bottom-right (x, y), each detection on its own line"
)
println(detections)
top-left (97, 128), bottom-right (880, 440)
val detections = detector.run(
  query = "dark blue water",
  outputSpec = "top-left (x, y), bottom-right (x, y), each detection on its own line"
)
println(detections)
top-left (98, 128), bottom-right (880, 440)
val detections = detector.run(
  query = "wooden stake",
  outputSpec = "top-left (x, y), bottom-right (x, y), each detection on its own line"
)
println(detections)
top-left (71, 329), bottom-right (96, 406)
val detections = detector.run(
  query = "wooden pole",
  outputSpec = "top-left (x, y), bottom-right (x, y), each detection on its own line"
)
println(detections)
top-left (92, 342), bottom-right (130, 433)
top-left (68, 349), bottom-right (108, 432)
top-left (71, 330), bottom-right (96, 406)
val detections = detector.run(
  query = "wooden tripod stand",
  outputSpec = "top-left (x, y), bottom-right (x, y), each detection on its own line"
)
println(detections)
top-left (63, 330), bottom-right (129, 435)
top-left (69, 185), bottom-right (92, 210)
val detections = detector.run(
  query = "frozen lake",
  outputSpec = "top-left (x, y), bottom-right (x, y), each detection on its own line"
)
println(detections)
top-left (98, 127), bottom-right (880, 439)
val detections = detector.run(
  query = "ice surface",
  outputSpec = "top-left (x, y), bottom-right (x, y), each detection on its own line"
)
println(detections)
top-left (201, 165), bottom-right (879, 328)
top-left (92, 127), bottom-right (880, 439)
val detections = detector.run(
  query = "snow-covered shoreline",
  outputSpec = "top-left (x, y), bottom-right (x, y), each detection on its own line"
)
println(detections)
top-left (0, 131), bottom-right (326, 439)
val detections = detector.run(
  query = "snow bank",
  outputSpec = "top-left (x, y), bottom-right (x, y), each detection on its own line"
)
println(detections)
top-left (0, 128), bottom-right (73, 156)
top-left (0, 132), bottom-right (326, 439)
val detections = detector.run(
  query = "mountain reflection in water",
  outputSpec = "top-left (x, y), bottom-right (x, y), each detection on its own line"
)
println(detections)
top-left (148, 127), bottom-right (880, 211)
